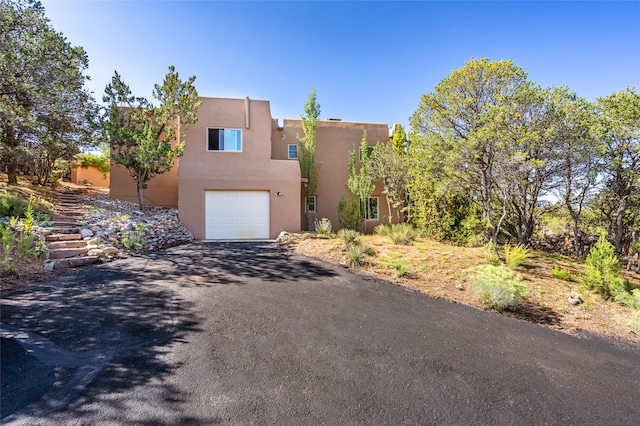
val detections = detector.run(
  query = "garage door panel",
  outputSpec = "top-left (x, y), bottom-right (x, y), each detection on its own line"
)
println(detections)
top-left (205, 191), bottom-right (270, 239)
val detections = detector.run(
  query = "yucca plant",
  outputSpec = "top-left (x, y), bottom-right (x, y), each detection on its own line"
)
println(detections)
top-left (338, 228), bottom-right (360, 245)
top-left (314, 218), bottom-right (333, 236)
top-left (346, 242), bottom-right (372, 267)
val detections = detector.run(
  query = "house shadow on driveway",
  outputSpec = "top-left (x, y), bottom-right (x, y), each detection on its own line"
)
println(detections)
top-left (1, 254), bottom-right (208, 424)
top-left (145, 241), bottom-right (338, 287)
top-left (1, 240), bottom-right (336, 424)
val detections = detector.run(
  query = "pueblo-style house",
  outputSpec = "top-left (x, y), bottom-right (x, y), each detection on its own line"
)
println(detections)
top-left (109, 96), bottom-right (400, 239)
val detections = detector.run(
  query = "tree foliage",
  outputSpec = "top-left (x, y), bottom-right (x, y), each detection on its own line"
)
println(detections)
top-left (298, 88), bottom-right (321, 230)
top-left (1, 0), bottom-right (98, 184)
top-left (102, 66), bottom-right (200, 211)
top-left (410, 58), bottom-right (529, 243)
top-left (593, 87), bottom-right (640, 253)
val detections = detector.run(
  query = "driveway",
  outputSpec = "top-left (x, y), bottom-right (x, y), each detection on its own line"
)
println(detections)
top-left (2, 241), bottom-right (639, 425)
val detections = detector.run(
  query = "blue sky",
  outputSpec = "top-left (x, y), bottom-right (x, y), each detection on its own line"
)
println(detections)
top-left (41, 1), bottom-right (639, 129)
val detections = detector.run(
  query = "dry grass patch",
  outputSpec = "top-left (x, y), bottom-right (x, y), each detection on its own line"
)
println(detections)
top-left (287, 233), bottom-right (640, 346)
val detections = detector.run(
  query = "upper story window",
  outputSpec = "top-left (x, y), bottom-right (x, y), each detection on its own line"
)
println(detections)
top-left (288, 144), bottom-right (299, 159)
top-left (207, 128), bottom-right (242, 152)
top-left (359, 146), bottom-right (374, 161)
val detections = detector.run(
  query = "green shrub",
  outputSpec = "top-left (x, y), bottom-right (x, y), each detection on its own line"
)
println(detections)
top-left (314, 218), bottom-right (333, 236)
top-left (346, 242), bottom-right (372, 267)
top-left (338, 228), bottom-right (360, 245)
top-left (1, 223), bottom-right (15, 274)
top-left (388, 223), bottom-right (418, 245)
top-left (583, 235), bottom-right (623, 299)
top-left (0, 190), bottom-right (29, 218)
top-left (374, 223), bottom-right (392, 236)
top-left (393, 261), bottom-right (408, 278)
top-left (504, 244), bottom-right (530, 268)
top-left (485, 240), bottom-right (500, 266)
top-left (113, 213), bottom-right (130, 221)
top-left (616, 288), bottom-right (640, 313)
top-left (337, 196), bottom-right (363, 231)
top-left (551, 267), bottom-right (575, 282)
top-left (121, 231), bottom-right (145, 251)
top-left (472, 264), bottom-right (529, 310)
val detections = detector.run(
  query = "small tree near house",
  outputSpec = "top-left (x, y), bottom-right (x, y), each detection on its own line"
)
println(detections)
top-left (297, 88), bottom-right (321, 230)
top-left (102, 66), bottom-right (200, 211)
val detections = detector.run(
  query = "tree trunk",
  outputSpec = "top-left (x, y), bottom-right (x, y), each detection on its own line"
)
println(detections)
top-left (613, 195), bottom-right (629, 253)
top-left (5, 126), bottom-right (18, 184)
top-left (137, 179), bottom-right (146, 212)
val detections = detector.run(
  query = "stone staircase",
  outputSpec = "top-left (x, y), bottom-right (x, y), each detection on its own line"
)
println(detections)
top-left (42, 188), bottom-right (100, 271)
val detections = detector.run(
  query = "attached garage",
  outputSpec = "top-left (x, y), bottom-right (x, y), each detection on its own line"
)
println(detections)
top-left (205, 191), bottom-right (270, 239)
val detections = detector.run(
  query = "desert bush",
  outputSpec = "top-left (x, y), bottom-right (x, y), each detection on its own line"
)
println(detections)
top-left (122, 231), bottom-right (145, 251)
top-left (551, 267), bottom-right (575, 282)
top-left (314, 218), bottom-right (333, 236)
top-left (338, 228), bottom-right (360, 245)
top-left (374, 223), bottom-right (392, 236)
top-left (1, 223), bottom-right (15, 274)
top-left (337, 196), bottom-right (362, 231)
top-left (388, 223), bottom-right (418, 245)
top-left (616, 288), bottom-right (640, 313)
top-left (485, 240), bottom-right (500, 266)
top-left (393, 261), bottom-right (409, 278)
top-left (504, 244), bottom-right (530, 268)
top-left (346, 242), bottom-right (372, 267)
top-left (472, 264), bottom-right (529, 310)
top-left (583, 235), bottom-right (623, 299)
top-left (0, 190), bottom-right (29, 218)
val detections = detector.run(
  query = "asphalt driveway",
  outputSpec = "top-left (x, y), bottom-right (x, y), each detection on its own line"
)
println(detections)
top-left (2, 241), bottom-right (639, 425)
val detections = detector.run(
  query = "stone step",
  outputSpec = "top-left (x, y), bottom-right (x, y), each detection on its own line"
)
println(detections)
top-left (51, 221), bottom-right (78, 227)
top-left (48, 247), bottom-right (89, 259)
top-left (45, 233), bottom-right (83, 242)
top-left (48, 226), bottom-right (81, 234)
top-left (52, 256), bottom-right (99, 269)
top-left (47, 240), bottom-right (88, 250)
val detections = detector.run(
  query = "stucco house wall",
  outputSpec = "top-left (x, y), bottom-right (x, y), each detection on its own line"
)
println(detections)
top-left (71, 166), bottom-right (110, 188)
top-left (273, 118), bottom-right (397, 232)
top-left (178, 97), bottom-right (301, 239)
top-left (109, 95), bottom-right (399, 239)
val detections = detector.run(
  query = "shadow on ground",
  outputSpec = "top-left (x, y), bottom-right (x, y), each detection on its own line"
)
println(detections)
top-left (1, 241), bottom-right (336, 424)
top-left (145, 241), bottom-right (338, 287)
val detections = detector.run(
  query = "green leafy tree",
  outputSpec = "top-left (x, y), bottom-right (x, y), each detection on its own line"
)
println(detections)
top-left (410, 58), bottom-right (529, 243)
top-left (1, 0), bottom-right (98, 184)
top-left (593, 88), bottom-right (640, 253)
top-left (298, 88), bottom-right (321, 230)
top-left (551, 88), bottom-right (601, 255)
top-left (346, 131), bottom-right (374, 232)
top-left (391, 123), bottom-right (408, 154)
top-left (368, 141), bottom-right (409, 222)
top-left (583, 234), bottom-right (623, 299)
top-left (102, 66), bottom-right (200, 211)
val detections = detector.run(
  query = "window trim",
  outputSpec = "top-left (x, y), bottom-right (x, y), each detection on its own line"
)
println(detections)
top-left (362, 196), bottom-right (379, 220)
top-left (288, 144), bottom-right (299, 159)
top-left (305, 195), bottom-right (317, 213)
top-left (206, 128), bottom-right (243, 152)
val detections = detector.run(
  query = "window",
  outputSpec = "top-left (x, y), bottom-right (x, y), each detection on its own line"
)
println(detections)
top-left (288, 144), bottom-right (298, 159)
top-left (207, 128), bottom-right (242, 152)
top-left (361, 197), bottom-right (379, 220)
top-left (359, 146), bottom-right (374, 161)
top-left (306, 195), bottom-right (316, 213)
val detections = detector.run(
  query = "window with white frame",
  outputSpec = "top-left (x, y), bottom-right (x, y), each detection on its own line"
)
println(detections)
top-left (306, 195), bottom-right (316, 213)
top-left (207, 128), bottom-right (242, 152)
top-left (288, 144), bottom-right (298, 159)
top-left (361, 197), bottom-right (379, 220)
top-left (359, 146), bottom-right (374, 161)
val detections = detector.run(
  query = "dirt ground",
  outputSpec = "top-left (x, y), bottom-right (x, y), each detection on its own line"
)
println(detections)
top-left (286, 233), bottom-right (640, 347)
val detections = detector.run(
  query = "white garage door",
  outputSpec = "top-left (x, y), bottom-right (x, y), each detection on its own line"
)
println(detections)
top-left (205, 191), bottom-right (270, 239)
